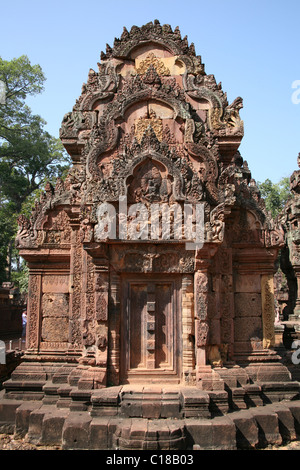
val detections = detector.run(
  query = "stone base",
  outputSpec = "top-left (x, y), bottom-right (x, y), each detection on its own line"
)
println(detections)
top-left (1, 359), bottom-right (300, 450)
top-left (3, 400), bottom-right (300, 450)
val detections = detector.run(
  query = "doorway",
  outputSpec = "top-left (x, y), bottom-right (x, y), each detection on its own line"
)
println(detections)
top-left (121, 275), bottom-right (181, 383)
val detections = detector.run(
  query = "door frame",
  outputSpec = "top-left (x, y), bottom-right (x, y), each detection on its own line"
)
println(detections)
top-left (120, 273), bottom-right (182, 384)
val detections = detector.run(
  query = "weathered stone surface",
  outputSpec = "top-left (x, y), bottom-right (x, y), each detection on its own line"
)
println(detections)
top-left (250, 408), bottom-right (282, 447)
top-left (62, 412), bottom-right (92, 450)
top-left (14, 401), bottom-right (42, 438)
top-left (41, 317), bottom-right (69, 342)
top-left (230, 410), bottom-right (259, 449)
top-left (0, 20), bottom-right (296, 451)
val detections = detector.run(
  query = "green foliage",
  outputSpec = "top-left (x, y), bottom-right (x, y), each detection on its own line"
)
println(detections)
top-left (257, 177), bottom-right (291, 218)
top-left (11, 261), bottom-right (29, 293)
top-left (0, 55), bottom-right (71, 212)
top-left (0, 55), bottom-right (71, 285)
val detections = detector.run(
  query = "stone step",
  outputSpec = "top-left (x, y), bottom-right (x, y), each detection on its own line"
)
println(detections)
top-left (4, 398), bottom-right (299, 450)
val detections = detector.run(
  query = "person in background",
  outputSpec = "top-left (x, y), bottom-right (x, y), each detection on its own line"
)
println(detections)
top-left (22, 310), bottom-right (27, 337)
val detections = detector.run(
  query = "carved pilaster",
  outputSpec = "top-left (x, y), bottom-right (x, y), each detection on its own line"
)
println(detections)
top-left (194, 244), bottom-right (219, 369)
top-left (69, 225), bottom-right (83, 348)
top-left (108, 272), bottom-right (121, 385)
top-left (27, 272), bottom-right (42, 351)
top-left (261, 274), bottom-right (275, 349)
top-left (182, 275), bottom-right (195, 383)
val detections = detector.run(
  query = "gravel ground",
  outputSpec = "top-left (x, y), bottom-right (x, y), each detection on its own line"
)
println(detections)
top-left (0, 433), bottom-right (61, 450)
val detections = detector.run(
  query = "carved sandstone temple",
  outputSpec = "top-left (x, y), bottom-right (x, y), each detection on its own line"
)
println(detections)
top-left (1, 22), bottom-right (300, 450)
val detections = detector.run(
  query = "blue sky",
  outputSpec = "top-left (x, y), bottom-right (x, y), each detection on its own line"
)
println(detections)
top-left (1, 0), bottom-right (299, 184)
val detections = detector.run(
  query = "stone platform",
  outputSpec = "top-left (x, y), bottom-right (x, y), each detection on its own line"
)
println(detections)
top-left (1, 363), bottom-right (300, 450)
top-left (1, 390), bottom-right (300, 450)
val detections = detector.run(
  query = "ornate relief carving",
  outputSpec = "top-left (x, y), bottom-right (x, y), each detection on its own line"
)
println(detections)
top-left (27, 274), bottom-right (41, 349)
top-left (127, 158), bottom-right (172, 203)
top-left (261, 275), bottom-right (275, 349)
top-left (111, 244), bottom-right (194, 273)
top-left (134, 111), bottom-right (163, 143)
top-left (136, 53), bottom-right (171, 76)
top-left (15, 22), bottom-right (287, 384)
top-left (196, 320), bottom-right (209, 348)
top-left (70, 230), bottom-right (83, 348)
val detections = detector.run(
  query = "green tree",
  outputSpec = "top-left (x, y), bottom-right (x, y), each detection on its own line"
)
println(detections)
top-left (257, 177), bottom-right (290, 218)
top-left (0, 55), bottom-right (71, 284)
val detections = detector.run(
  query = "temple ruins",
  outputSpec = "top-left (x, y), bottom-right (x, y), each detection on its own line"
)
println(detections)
top-left (1, 21), bottom-right (300, 450)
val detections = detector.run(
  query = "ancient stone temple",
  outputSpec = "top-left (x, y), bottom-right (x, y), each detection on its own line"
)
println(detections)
top-left (1, 21), bottom-right (300, 450)
top-left (281, 154), bottom-right (300, 322)
top-left (278, 155), bottom-right (300, 356)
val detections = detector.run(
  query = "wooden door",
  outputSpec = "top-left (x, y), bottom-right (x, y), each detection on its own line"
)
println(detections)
top-left (121, 276), bottom-right (181, 383)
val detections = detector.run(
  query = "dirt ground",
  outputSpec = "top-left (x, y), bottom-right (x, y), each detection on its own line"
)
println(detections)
top-left (0, 433), bottom-right (61, 450)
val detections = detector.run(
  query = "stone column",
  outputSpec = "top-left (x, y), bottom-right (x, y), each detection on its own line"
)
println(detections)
top-left (292, 268), bottom-right (300, 320)
top-left (261, 274), bottom-right (276, 349)
top-left (108, 271), bottom-right (121, 385)
top-left (26, 271), bottom-right (42, 351)
top-left (182, 274), bottom-right (195, 384)
top-left (194, 269), bottom-right (209, 367)
top-left (76, 243), bottom-right (109, 389)
top-left (69, 222), bottom-right (83, 348)
top-left (194, 245), bottom-right (218, 386)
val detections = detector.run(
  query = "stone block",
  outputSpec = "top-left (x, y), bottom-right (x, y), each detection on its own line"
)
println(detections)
top-left (181, 388), bottom-right (210, 418)
top-left (161, 389), bottom-right (181, 418)
top-left (234, 317), bottom-right (262, 342)
top-left (77, 367), bottom-right (106, 390)
top-left (256, 363), bottom-right (292, 383)
top-left (10, 362), bottom-right (47, 381)
top-left (41, 293), bottom-right (69, 317)
top-left (167, 421), bottom-right (186, 450)
top-left (211, 416), bottom-right (236, 450)
top-left (285, 401), bottom-right (300, 435)
top-left (234, 293), bottom-right (261, 317)
top-left (108, 417), bottom-right (123, 449)
top-left (260, 381), bottom-right (300, 403)
top-left (230, 410), bottom-right (259, 449)
top-left (62, 411), bottom-right (92, 450)
top-left (185, 419), bottom-right (213, 449)
top-left (0, 395), bottom-right (22, 433)
top-left (41, 317), bottom-right (69, 342)
top-left (15, 401), bottom-right (42, 438)
top-left (69, 389), bottom-right (91, 411)
top-left (90, 386), bottom-right (121, 416)
top-left (243, 383), bottom-right (263, 407)
top-left (115, 418), bottom-right (133, 449)
top-left (40, 408), bottom-right (69, 445)
top-left (27, 405), bottom-right (54, 444)
top-left (43, 382), bottom-right (60, 405)
top-left (56, 385), bottom-right (73, 408)
top-left (230, 387), bottom-right (247, 410)
top-left (52, 364), bottom-right (76, 384)
top-left (120, 389), bottom-right (143, 417)
top-left (272, 403), bottom-right (297, 442)
top-left (235, 274), bottom-right (261, 293)
top-left (250, 408), bottom-right (282, 447)
top-left (89, 417), bottom-right (111, 450)
top-left (142, 395), bottom-right (161, 419)
top-left (208, 390), bottom-right (229, 415)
